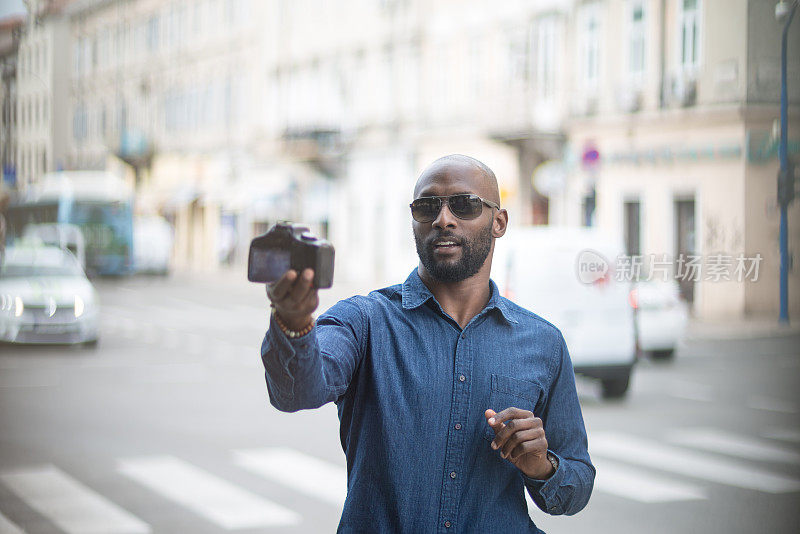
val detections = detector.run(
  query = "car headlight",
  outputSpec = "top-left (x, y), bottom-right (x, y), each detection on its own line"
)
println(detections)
top-left (74, 295), bottom-right (85, 318)
top-left (15, 296), bottom-right (24, 317)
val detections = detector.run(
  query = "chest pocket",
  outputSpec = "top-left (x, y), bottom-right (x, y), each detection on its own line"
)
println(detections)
top-left (483, 374), bottom-right (543, 442)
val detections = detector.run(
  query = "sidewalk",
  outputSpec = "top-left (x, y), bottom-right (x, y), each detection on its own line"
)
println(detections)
top-left (685, 315), bottom-right (800, 341)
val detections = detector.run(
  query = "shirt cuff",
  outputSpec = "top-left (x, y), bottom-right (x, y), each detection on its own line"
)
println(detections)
top-left (522, 450), bottom-right (565, 513)
top-left (262, 313), bottom-right (316, 396)
top-left (268, 313), bottom-right (316, 354)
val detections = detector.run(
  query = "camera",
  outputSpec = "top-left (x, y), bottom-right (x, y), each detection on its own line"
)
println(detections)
top-left (248, 222), bottom-right (335, 288)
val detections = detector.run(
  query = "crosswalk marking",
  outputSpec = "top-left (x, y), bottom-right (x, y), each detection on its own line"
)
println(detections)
top-left (0, 512), bottom-right (25, 534)
top-left (117, 455), bottom-right (299, 529)
top-left (0, 465), bottom-right (150, 534)
top-left (234, 448), bottom-right (347, 507)
top-left (592, 458), bottom-right (706, 503)
top-left (591, 433), bottom-right (800, 493)
top-left (670, 428), bottom-right (800, 465)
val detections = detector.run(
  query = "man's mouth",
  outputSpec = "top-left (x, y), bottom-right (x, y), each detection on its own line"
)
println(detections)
top-left (431, 238), bottom-right (462, 250)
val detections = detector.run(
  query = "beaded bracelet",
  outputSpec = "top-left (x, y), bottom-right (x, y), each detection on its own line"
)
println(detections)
top-left (271, 307), bottom-right (315, 338)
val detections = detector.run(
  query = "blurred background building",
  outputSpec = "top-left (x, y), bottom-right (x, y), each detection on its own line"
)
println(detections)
top-left (0, 12), bottom-right (23, 190)
top-left (2, 0), bottom-right (799, 320)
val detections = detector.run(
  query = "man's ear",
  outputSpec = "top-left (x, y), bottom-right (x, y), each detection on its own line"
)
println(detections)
top-left (492, 209), bottom-right (508, 238)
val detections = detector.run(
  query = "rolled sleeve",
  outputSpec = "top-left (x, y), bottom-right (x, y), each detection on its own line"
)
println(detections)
top-left (261, 297), bottom-right (366, 412)
top-left (524, 333), bottom-right (595, 515)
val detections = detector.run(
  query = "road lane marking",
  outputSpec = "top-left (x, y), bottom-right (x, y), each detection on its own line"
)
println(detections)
top-left (233, 448), bottom-right (347, 507)
top-left (591, 433), bottom-right (800, 493)
top-left (0, 465), bottom-right (150, 534)
top-left (131, 363), bottom-right (209, 384)
top-left (0, 512), bottom-right (25, 534)
top-left (0, 373), bottom-right (60, 389)
top-left (670, 428), bottom-right (800, 465)
top-left (592, 458), bottom-right (706, 502)
top-left (667, 381), bottom-right (714, 402)
top-left (762, 428), bottom-right (800, 444)
top-left (746, 395), bottom-right (798, 414)
top-left (117, 455), bottom-right (299, 529)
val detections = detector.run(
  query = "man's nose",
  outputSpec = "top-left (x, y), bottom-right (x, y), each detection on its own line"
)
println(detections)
top-left (432, 201), bottom-right (457, 229)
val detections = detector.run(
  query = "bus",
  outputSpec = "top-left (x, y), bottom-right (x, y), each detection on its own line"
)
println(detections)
top-left (5, 171), bottom-right (135, 276)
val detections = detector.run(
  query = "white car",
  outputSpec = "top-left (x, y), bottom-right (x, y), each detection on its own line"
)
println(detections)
top-left (631, 279), bottom-right (689, 359)
top-left (493, 227), bottom-right (637, 398)
top-left (22, 223), bottom-right (87, 270)
top-left (0, 245), bottom-right (99, 345)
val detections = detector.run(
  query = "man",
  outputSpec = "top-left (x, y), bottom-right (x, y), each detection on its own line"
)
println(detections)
top-left (262, 155), bottom-right (594, 533)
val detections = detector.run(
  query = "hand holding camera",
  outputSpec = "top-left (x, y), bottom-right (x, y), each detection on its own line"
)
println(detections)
top-left (267, 268), bottom-right (320, 331)
top-left (248, 222), bottom-right (335, 332)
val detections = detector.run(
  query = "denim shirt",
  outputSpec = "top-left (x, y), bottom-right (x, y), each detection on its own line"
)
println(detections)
top-left (261, 269), bottom-right (594, 533)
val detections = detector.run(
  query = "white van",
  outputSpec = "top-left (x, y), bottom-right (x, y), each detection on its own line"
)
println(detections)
top-left (133, 215), bottom-right (173, 275)
top-left (492, 226), bottom-right (636, 398)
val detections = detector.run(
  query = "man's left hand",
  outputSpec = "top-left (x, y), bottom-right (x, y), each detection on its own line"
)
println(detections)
top-left (485, 407), bottom-right (554, 479)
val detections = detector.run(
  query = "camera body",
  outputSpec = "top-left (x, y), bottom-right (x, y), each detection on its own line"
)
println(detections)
top-left (248, 222), bottom-right (335, 288)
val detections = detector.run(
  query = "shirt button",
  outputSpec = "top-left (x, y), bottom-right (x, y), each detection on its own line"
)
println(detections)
top-left (458, 374), bottom-right (466, 382)
top-left (454, 423), bottom-right (462, 430)
top-left (450, 471), bottom-right (457, 479)
top-left (444, 520), bottom-right (452, 528)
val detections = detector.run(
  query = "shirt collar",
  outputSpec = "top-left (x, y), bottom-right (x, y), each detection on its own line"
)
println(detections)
top-left (401, 269), bottom-right (519, 324)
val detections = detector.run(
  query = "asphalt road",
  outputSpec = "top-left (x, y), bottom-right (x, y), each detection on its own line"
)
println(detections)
top-left (1, 270), bottom-right (799, 534)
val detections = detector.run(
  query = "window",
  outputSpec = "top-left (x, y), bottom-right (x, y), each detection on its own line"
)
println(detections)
top-left (674, 197), bottom-right (696, 302)
top-left (72, 41), bottom-right (81, 76)
top-left (582, 187), bottom-right (596, 227)
top-left (466, 37), bottom-right (481, 100)
top-left (578, 3), bottom-right (601, 92)
top-left (679, 0), bottom-right (700, 72)
top-left (532, 15), bottom-right (558, 100)
top-left (73, 103), bottom-right (87, 141)
top-left (628, 0), bottom-right (646, 80)
top-left (624, 199), bottom-right (641, 255)
top-left (147, 15), bottom-right (159, 51)
top-left (98, 29), bottom-right (109, 67)
top-left (91, 36), bottom-right (97, 69)
top-left (506, 29), bottom-right (528, 86)
top-left (193, 2), bottom-right (201, 34)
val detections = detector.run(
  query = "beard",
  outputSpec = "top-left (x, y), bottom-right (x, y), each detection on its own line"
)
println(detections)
top-left (414, 221), bottom-right (493, 283)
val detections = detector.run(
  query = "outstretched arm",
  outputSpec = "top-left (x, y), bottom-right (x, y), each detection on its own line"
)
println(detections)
top-left (262, 269), bottom-right (365, 412)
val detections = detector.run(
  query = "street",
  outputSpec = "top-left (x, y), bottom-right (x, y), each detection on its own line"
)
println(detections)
top-left (1, 271), bottom-right (799, 534)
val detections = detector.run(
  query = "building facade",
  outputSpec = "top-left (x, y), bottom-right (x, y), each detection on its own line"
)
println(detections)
top-left (261, 0), bottom-right (800, 318)
top-left (65, 0), bottom-right (290, 270)
top-left (1, 15), bottom-right (23, 190)
top-left (550, 0), bottom-right (800, 318)
top-left (48, 0), bottom-right (800, 318)
top-left (15, 0), bottom-right (71, 189)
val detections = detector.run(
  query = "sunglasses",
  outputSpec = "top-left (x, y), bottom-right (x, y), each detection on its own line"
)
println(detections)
top-left (409, 194), bottom-right (500, 223)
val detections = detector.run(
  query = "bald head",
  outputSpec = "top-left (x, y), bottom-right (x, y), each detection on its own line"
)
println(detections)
top-left (414, 154), bottom-right (501, 206)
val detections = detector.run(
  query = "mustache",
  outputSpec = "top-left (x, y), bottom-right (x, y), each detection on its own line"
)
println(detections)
top-left (425, 232), bottom-right (465, 246)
